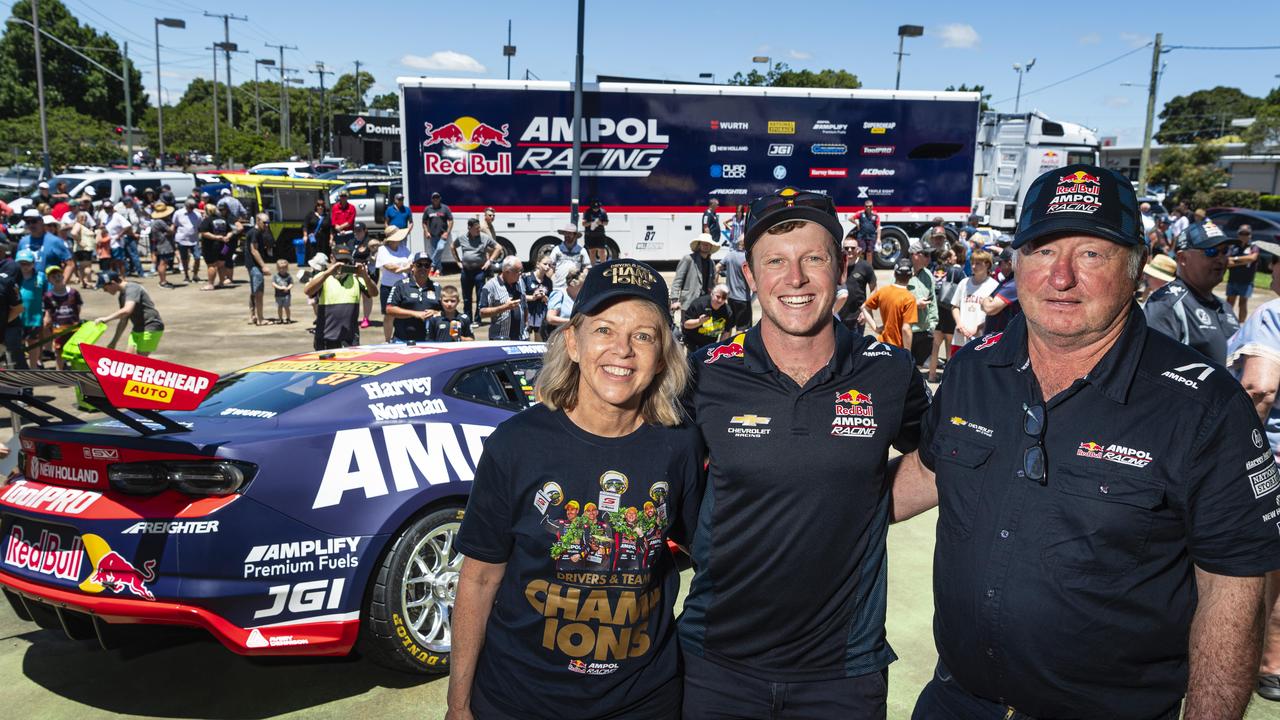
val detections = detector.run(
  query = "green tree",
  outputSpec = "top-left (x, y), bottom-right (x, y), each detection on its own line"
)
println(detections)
top-left (1243, 102), bottom-right (1280, 150)
top-left (221, 128), bottom-right (288, 167)
top-left (1149, 141), bottom-right (1228, 204)
top-left (728, 62), bottom-right (860, 89)
top-left (0, 0), bottom-right (146, 124)
top-left (329, 71), bottom-right (376, 114)
top-left (370, 92), bottom-right (398, 111)
top-left (0, 107), bottom-right (122, 167)
top-left (1155, 86), bottom-right (1261, 144)
top-left (945, 84), bottom-right (991, 113)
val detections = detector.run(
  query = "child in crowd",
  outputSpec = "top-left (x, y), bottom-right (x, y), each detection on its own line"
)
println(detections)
top-left (15, 250), bottom-right (44, 368)
top-left (272, 259), bottom-right (294, 324)
top-left (426, 285), bottom-right (474, 342)
top-left (42, 265), bottom-right (82, 370)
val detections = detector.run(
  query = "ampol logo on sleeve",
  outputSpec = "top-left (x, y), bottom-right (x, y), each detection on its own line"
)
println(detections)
top-left (81, 345), bottom-right (217, 411)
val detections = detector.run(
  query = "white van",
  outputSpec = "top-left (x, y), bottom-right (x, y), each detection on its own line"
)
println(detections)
top-left (10, 170), bottom-right (198, 213)
top-left (248, 162), bottom-right (315, 178)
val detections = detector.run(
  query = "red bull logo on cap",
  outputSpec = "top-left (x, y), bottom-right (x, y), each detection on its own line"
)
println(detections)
top-left (79, 533), bottom-right (157, 601)
top-left (422, 116), bottom-right (512, 176)
top-left (1047, 169), bottom-right (1103, 215)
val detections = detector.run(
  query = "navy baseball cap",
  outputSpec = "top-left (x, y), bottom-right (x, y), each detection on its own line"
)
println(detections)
top-left (743, 187), bottom-right (845, 252)
top-left (1176, 218), bottom-right (1229, 251)
top-left (410, 251), bottom-right (432, 265)
top-left (97, 270), bottom-right (121, 287)
top-left (572, 259), bottom-right (671, 325)
top-left (1012, 164), bottom-right (1143, 249)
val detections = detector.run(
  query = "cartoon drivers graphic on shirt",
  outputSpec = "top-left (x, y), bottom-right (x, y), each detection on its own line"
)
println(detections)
top-left (581, 502), bottom-right (614, 569)
top-left (609, 506), bottom-right (645, 571)
top-left (548, 500), bottom-right (587, 571)
top-left (642, 501), bottom-right (665, 567)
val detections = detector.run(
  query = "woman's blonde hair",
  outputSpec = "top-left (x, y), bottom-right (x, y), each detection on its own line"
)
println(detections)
top-left (536, 302), bottom-right (688, 427)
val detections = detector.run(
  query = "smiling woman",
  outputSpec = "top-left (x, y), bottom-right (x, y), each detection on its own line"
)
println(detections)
top-left (447, 260), bottom-right (703, 720)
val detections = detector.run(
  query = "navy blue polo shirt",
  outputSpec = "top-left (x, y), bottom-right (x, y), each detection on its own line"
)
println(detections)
top-left (385, 277), bottom-right (441, 342)
top-left (680, 322), bottom-right (930, 681)
top-left (920, 307), bottom-right (1280, 718)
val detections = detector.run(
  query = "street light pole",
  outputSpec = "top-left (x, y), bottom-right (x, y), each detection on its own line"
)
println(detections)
top-left (123, 41), bottom-right (132, 169)
top-left (894, 25), bottom-right (924, 90)
top-left (154, 18), bottom-right (185, 170)
top-left (211, 46), bottom-right (220, 166)
top-left (31, 0), bottom-right (51, 178)
top-left (1013, 58), bottom-right (1036, 113)
top-left (1137, 33), bottom-right (1164, 197)
top-left (569, 0), bottom-right (584, 226)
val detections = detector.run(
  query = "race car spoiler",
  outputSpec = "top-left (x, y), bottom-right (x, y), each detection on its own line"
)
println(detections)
top-left (0, 370), bottom-right (191, 436)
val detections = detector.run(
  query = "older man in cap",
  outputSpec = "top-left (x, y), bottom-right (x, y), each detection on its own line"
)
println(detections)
top-left (891, 165), bottom-right (1280, 719)
top-left (548, 224), bottom-right (591, 292)
top-left (1145, 218), bottom-right (1239, 363)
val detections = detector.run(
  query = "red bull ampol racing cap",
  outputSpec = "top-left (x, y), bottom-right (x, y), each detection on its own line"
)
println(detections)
top-left (1012, 163), bottom-right (1143, 249)
top-left (572, 259), bottom-right (672, 325)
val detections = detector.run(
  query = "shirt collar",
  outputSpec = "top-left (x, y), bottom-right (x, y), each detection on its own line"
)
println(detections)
top-left (743, 319), bottom-right (856, 378)
top-left (984, 304), bottom-right (1147, 404)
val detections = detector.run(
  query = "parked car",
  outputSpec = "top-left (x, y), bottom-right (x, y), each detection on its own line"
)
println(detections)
top-left (1206, 208), bottom-right (1280, 272)
top-left (248, 162), bottom-right (316, 178)
top-left (9, 170), bottom-right (198, 215)
top-left (0, 342), bottom-right (544, 673)
top-left (220, 172), bottom-right (343, 259)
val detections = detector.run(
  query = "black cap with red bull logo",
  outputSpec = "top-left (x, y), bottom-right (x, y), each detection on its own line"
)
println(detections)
top-left (1012, 163), bottom-right (1143, 249)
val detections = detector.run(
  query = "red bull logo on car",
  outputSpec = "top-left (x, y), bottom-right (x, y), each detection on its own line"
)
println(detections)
top-left (422, 116), bottom-right (513, 176)
top-left (79, 533), bottom-right (157, 601)
top-left (833, 389), bottom-right (878, 437)
top-left (1047, 170), bottom-right (1103, 215)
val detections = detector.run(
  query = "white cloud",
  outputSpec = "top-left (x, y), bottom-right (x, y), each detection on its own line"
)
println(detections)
top-left (1119, 32), bottom-right (1149, 48)
top-left (938, 23), bottom-right (981, 49)
top-left (1103, 95), bottom-right (1132, 108)
top-left (787, 49), bottom-right (812, 61)
top-left (1079, 32), bottom-right (1101, 45)
top-left (401, 51), bottom-right (486, 73)
top-left (755, 44), bottom-right (771, 54)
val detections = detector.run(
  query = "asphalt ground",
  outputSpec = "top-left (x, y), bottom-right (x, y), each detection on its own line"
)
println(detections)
top-left (1, 262), bottom-right (1278, 718)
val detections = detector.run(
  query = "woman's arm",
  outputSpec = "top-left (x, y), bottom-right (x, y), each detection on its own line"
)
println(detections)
top-left (445, 557), bottom-right (507, 720)
top-left (1238, 353), bottom-right (1280, 422)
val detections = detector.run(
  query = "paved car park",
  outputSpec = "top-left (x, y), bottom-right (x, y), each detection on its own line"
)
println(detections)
top-left (1, 268), bottom-right (1279, 718)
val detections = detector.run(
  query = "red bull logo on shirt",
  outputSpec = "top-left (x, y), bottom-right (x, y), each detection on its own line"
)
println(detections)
top-left (421, 116), bottom-right (513, 176)
top-left (833, 389), bottom-right (877, 437)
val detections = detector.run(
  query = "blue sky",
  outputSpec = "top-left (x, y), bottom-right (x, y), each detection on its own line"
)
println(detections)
top-left (14, 0), bottom-right (1280, 145)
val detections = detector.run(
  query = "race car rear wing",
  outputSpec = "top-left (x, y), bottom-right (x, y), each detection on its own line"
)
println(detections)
top-left (0, 370), bottom-right (191, 436)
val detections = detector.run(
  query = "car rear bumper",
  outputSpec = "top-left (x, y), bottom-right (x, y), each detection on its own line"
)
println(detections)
top-left (0, 568), bottom-right (359, 656)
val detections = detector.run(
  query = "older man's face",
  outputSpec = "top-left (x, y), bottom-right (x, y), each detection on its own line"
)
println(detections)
top-left (502, 263), bottom-right (522, 282)
top-left (1016, 235), bottom-right (1137, 345)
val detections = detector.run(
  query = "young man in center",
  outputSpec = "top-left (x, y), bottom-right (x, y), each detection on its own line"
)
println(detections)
top-left (681, 187), bottom-right (932, 719)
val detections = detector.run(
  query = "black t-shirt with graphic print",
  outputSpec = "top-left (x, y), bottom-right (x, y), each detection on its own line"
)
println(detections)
top-left (457, 405), bottom-right (703, 720)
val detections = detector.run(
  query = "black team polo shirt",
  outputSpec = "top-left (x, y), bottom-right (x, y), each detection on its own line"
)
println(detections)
top-left (920, 307), bottom-right (1280, 717)
top-left (680, 321), bottom-right (930, 680)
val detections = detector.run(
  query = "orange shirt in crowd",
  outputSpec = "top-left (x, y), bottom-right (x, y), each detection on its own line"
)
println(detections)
top-left (863, 284), bottom-right (918, 348)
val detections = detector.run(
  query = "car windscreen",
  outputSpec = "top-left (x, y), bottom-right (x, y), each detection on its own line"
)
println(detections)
top-left (178, 371), bottom-right (350, 419)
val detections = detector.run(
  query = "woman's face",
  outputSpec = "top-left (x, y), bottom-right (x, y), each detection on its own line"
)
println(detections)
top-left (566, 298), bottom-right (665, 418)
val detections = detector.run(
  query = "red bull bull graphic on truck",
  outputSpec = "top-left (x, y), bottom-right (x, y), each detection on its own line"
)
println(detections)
top-left (1047, 170), bottom-right (1103, 215)
top-left (832, 389), bottom-right (878, 437)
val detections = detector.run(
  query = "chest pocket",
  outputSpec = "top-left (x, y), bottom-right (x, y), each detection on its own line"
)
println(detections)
top-left (1042, 463), bottom-right (1166, 576)
top-left (932, 432), bottom-right (995, 540)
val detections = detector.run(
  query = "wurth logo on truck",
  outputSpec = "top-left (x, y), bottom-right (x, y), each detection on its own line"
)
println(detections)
top-left (514, 116), bottom-right (670, 178)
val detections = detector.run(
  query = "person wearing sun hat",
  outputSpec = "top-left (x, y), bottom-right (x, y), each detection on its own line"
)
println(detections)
top-left (896, 164), bottom-right (1280, 718)
top-left (670, 232), bottom-right (718, 314)
top-left (148, 201), bottom-right (177, 288)
top-left (548, 223), bottom-right (591, 292)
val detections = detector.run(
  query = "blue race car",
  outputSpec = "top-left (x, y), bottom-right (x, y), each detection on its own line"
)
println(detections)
top-left (0, 341), bottom-right (544, 673)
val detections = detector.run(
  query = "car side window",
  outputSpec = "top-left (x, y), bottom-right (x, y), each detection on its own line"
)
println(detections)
top-left (1215, 214), bottom-right (1247, 233)
top-left (89, 180), bottom-right (112, 199)
top-left (449, 366), bottom-right (508, 408)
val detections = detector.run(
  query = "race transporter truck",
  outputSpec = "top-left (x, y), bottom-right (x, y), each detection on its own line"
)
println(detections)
top-left (398, 78), bottom-right (982, 268)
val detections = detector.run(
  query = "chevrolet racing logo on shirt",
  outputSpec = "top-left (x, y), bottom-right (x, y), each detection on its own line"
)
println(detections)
top-left (729, 415), bottom-right (771, 437)
top-left (950, 416), bottom-right (993, 438)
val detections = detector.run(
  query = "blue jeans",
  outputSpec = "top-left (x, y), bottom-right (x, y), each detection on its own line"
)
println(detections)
top-left (459, 267), bottom-right (486, 319)
top-left (429, 235), bottom-right (448, 270)
top-left (124, 236), bottom-right (143, 276)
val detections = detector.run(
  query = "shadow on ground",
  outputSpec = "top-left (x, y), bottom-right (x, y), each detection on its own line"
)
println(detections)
top-left (16, 626), bottom-right (436, 719)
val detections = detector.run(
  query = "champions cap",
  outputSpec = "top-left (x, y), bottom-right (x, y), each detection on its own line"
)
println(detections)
top-left (572, 259), bottom-right (671, 325)
top-left (1012, 164), bottom-right (1143, 249)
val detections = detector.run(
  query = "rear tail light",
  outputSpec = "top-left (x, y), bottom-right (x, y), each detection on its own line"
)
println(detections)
top-left (108, 460), bottom-right (257, 496)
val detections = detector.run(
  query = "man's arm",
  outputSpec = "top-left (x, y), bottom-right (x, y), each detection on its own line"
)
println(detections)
top-left (980, 294), bottom-right (1010, 316)
top-left (444, 556), bottom-right (506, 720)
top-left (249, 235), bottom-right (265, 269)
top-left (887, 451), bottom-right (938, 523)
top-left (303, 266), bottom-right (333, 297)
top-left (1238, 354), bottom-right (1280, 422)
top-left (1184, 569), bottom-right (1265, 719)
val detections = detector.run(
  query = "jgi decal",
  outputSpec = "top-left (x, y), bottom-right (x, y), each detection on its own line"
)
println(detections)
top-left (255, 578), bottom-right (346, 619)
top-left (832, 389), bottom-right (877, 438)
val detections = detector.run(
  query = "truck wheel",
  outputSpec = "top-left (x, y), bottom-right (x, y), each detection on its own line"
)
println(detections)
top-left (530, 237), bottom-right (560, 265)
top-left (493, 237), bottom-right (516, 263)
top-left (874, 228), bottom-right (908, 269)
top-left (359, 506), bottom-right (464, 674)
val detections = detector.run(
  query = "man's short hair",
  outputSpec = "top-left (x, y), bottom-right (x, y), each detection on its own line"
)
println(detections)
top-left (501, 255), bottom-right (522, 272)
top-left (467, 218), bottom-right (480, 227)
top-left (971, 250), bottom-right (993, 267)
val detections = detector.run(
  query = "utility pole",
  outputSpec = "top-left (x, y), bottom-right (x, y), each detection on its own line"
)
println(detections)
top-left (254, 58), bottom-right (261, 132)
top-left (504, 20), bottom-right (517, 80)
top-left (569, 0), bottom-right (585, 226)
top-left (154, 18), bottom-right (185, 170)
top-left (309, 62), bottom-right (332, 158)
top-left (31, 0), bottom-right (51, 178)
top-left (1137, 32), bottom-right (1163, 197)
top-left (354, 60), bottom-right (362, 112)
top-left (266, 43), bottom-right (297, 150)
top-left (122, 41), bottom-right (132, 169)
top-left (204, 11), bottom-right (247, 126)
top-left (210, 46), bottom-right (220, 166)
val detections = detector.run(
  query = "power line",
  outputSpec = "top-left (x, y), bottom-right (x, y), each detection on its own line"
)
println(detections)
top-left (991, 43), bottom-right (1153, 105)
top-left (1164, 44), bottom-right (1280, 51)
